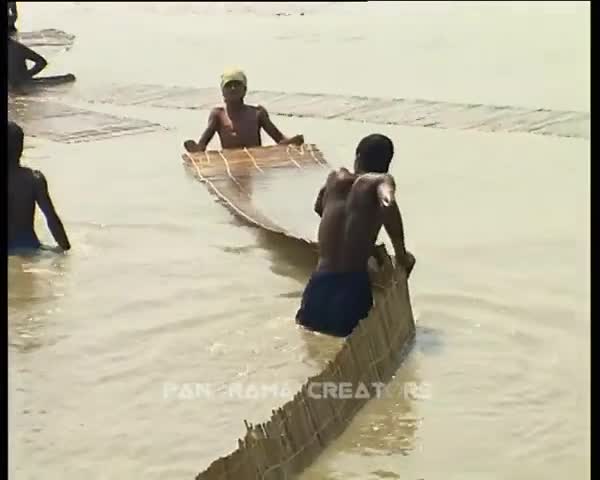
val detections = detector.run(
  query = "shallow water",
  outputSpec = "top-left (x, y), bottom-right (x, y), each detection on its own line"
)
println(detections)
top-left (8, 2), bottom-right (589, 479)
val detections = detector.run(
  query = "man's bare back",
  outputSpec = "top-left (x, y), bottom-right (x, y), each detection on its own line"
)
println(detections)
top-left (296, 134), bottom-right (415, 337)
top-left (9, 166), bottom-right (43, 249)
top-left (8, 121), bottom-right (70, 253)
top-left (315, 168), bottom-right (402, 273)
top-left (184, 68), bottom-right (303, 153)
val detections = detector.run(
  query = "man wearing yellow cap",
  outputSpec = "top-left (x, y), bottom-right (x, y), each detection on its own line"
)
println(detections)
top-left (184, 68), bottom-right (304, 152)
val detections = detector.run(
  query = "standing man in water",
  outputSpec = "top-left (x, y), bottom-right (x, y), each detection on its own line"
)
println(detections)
top-left (183, 68), bottom-right (304, 152)
top-left (8, 121), bottom-right (71, 254)
top-left (296, 134), bottom-right (415, 337)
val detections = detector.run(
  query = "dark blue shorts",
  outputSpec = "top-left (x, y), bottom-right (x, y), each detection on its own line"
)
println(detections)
top-left (8, 234), bottom-right (41, 256)
top-left (296, 270), bottom-right (373, 337)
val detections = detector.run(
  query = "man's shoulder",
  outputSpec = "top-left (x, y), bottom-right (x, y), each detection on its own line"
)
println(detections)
top-left (210, 106), bottom-right (225, 115)
top-left (357, 171), bottom-right (394, 182)
top-left (208, 106), bottom-right (225, 125)
top-left (249, 104), bottom-right (269, 116)
top-left (13, 166), bottom-right (45, 184)
top-left (15, 165), bottom-right (37, 176)
top-left (325, 167), bottom-right (356, 185)
top-left (333, 167), bottom-right (356, 178)
top-left (352, 172), bottom-right (395, 193)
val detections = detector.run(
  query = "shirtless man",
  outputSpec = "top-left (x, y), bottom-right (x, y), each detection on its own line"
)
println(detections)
top-left (8, 121), bottom-right (71, 254)
top-left (183, 68), bottom-right (304, 152)
top-left (296, 134), bottom-right (415, 337)
top-left (8, 36), bottom-right (76, 89)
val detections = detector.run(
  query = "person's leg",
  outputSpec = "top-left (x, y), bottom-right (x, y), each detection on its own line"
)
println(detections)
top-left (27, 74), bottom-right (76, 86)
top-left (327, 272), bottom-right (373, 336)
top-left (296, 271), bottom-right (336, 331)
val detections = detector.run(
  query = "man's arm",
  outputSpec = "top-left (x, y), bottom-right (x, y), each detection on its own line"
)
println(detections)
top-left (378, 175), bottom-right (415, 277)
top-left (19, 42), bottom-right (48, 78)
top-left (315, 170), bottom-right (339, 217)
top-left (184, 108), bottom-right (219, 152)
top-left (8, 2), bottom-right (17, 26)
top-left (33, 171), bottom-right (71, 251)
top-left (258, 106), bottom-right (304, 146)
top-left (314, 185), bottom-right (326, 217)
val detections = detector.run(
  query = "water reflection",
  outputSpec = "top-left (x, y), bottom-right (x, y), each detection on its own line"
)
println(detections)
top-left (8, 251), bottom-right (70, 353)
top-left (300, 351), bottom-right (422, 480)
top-left (298, 327), bottom-right (343, 371)
top-left (294, 281), bottom-right (423, 467)
top-left (343, 353), bottom-right (422, 458)
top-left (256, 229), bottom-right (317, 283)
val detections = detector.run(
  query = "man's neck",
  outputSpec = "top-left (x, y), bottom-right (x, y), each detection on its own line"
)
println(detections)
top-left (225, 101), bottom-right (245, 113)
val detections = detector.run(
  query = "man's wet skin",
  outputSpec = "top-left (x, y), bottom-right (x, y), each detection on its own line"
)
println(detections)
top-left (315, 168), bottom-right (415, 275)
top-left (8, 122), bottom-right (71, 253)
top-left (318, 169), bottom-right (383, 272)
top-left (296, 134), bottom-right (415, 337)
top-left (184, 69), bottom-right (303, 152)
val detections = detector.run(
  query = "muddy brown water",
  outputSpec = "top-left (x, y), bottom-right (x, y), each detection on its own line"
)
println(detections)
top-left (8, 2), bottom-right (589, 479)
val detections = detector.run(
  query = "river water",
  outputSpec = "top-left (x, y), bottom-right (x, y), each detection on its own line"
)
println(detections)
top-left (8, 2), bottom-right (589, 479)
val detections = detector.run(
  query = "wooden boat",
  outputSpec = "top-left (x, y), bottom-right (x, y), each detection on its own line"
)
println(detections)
top-left (182, 144), bottom-right (416, 479)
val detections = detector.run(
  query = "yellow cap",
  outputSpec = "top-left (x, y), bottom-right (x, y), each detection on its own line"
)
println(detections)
top-left (220, 68), bottom-right (247, 89)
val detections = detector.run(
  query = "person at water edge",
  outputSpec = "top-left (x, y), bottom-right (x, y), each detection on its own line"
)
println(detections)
top-left (8, 121), bottom-right (71, 253)
top-left (8, 2), bottom-right (18, 33)
top-left (296, 134), bottom-right (415, 337)
top-left (184, 68), bottom-right (304, 152)
top-left (8, 35), bottom-right (50, 87)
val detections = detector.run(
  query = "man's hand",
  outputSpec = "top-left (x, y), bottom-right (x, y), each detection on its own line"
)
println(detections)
top-left (184, 140), bottom-right (198, 153)
top-left (288, 134), bottom-right (304, 145)
top-left (279, 134), bottom-right (304, 146)
top-left (402, 251), bottom-right (416, 278)
top-left (314, 185), bottom-right (325, 217)
top-left (33, 171), bottom-right (71, 252)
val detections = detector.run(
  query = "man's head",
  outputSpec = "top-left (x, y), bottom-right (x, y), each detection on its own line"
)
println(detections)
top-left (8, 121), bottom-right (24, 167)
top-left (220, 68), bottom-right (247, 104)
top-left (354, 134), bottom-right (394, 173)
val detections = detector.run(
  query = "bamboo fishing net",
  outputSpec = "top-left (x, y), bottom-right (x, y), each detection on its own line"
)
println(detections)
top-left (182, 145), bottom-right (415, 479)
top-left (182, 144), bottom-right (327, 245)
top-left (194, 248), bottom-right (414, 480)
